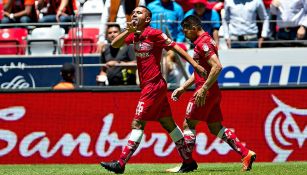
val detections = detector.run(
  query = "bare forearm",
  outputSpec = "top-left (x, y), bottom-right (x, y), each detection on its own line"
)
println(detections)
top-left (111, 30), bottom-right (131, 48)
top-left (202, 64), bottom-right (222, 90)
top-left (172, 44), bottom-right (198, 67)
top-left (181, 74), bottom-right (195, 90)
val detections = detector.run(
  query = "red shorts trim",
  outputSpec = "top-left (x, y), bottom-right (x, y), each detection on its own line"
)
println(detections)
top-left (134, 80), bottom-right (172, 121)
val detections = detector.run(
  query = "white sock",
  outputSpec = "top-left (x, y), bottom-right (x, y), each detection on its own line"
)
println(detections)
top-left (129, 129), bottom-right (144, 142)
top-left (169, 126), bottom-right (184, 142)
top-left (217, 127), bottom-right (226, 139)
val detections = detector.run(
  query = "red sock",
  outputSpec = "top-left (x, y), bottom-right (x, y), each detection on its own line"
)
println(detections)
top-left (183, 129), bottom-right (196, 152)
top-left (174, 138), bottom-right (194, 163)
top-left (170, 126), bottom-right (193, 163)
top-left (118, 140), bottom-right (140, 167)
top-left (219, 128), bottom-right (249, 157)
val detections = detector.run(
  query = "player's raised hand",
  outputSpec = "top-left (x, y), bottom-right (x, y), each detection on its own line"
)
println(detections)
top-left (195, 64), bottom-right (207, 78)
top-left (126, 20), bottom-right (138, 33)
top-left (171, 87), bottom-right (185, 101)
top-left (194, 88), bottom-right (207, 107)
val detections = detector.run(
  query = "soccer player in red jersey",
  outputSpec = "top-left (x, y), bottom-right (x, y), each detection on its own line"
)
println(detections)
top-left (168, 15), bottom-right (256, 172)
top-left (100, 6), bottom-right (206, 174)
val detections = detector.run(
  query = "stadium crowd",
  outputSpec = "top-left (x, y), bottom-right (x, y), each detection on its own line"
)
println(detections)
top-left (0, 0), bottom-right (306, 86)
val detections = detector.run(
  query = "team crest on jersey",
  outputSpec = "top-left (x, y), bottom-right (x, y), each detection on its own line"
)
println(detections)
top-left (203, 44), bottom-right (209, 52)
top-left (135, 41), bottom-right (153, 51)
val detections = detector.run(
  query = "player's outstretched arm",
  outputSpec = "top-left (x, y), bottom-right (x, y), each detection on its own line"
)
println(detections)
top-left (171, 44), bottom-right (206, 77)
top-left (111, 22), bottom-right (137, 48)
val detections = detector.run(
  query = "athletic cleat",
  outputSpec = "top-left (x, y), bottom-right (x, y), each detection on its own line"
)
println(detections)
top-left (177, 160), bottom-right (198, 173)
top-left (242, 150), bottom-right (256, 171)
top-left (165, 166), bottom-right (181, 173)
top-left (100, 161), bottom-right (125, 174)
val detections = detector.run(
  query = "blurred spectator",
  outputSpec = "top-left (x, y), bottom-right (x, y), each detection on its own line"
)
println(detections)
top-left (96, 0), bottom-right (145, 53)
top-left (270, 0), bottom-right (307, 46)
top-left (222, 0), bottom-right (270, 48)
top-left (148, 0), bottom-right (185, 42)
top-left (96, 24), bottom-right (136, 86)
top-left (185, 0), bottom-right (221, 47)
top-left (53, 62), bottom-right (75, 90)
top-left (263, 0), bottom-right (272, 9)
top-left (148, 0), bottom-right (185, 85)
top-left (1, 0), bottom-right (37, 26)
top-left (175, 0), bottom-right (194, 12)
top-left (36, 0), bottom-right (77, 32)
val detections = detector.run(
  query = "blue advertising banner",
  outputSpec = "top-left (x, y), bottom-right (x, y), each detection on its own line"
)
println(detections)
top-left (0, 56), bottom-right (100, 89)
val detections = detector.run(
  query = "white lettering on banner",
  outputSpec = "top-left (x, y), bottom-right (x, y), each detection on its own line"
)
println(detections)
top-left (0, 62), bottom-right (26, 76)
top-left (0, 107), bottom-right (233, 159)
top-left (0, 62), bottom-right (36, 89)
top-left (0, 75), bottom-right (32, 89)
top-left (0, 130), bottom-right (17, 156)
top-left (19, 133), bottom-right (93, 158)
top-left (0, 106), bottom-right (25, 121)
top-left (265, 95), bottom-right (307, 162)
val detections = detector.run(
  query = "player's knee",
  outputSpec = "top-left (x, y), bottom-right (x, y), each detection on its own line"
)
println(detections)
top-left (131, 120), bottom-right (146, 130)
top-left (183, 119), bottom-right (197, 130)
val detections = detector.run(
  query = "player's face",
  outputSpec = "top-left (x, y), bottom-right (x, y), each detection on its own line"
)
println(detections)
top-left (107, 26), bottom-right (120, 42)
top-left (182, 26), bottom-right (198, 42)
top-left (131, 7), bottom-right (150, 28)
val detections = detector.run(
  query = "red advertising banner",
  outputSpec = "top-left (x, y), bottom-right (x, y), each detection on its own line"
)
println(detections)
top-left (0, 89), bottom-right (306, 164)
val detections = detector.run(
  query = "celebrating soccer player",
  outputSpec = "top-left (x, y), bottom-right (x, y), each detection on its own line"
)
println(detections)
top-left (168, 15), bottom-right (256, 172)
top-left (100, 6), bottom-right (206, 174)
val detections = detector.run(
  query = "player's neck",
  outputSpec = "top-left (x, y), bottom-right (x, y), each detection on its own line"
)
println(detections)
top-left (197, 30), bottom-right (205, 37)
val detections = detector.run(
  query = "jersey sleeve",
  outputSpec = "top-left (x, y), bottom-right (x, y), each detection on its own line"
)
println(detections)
top-left (124, 33), bottom-right (134, 45)
top-left (199, 39), bottom-right (217, 61)
top-left (152, 30), bottom-right (176, 50)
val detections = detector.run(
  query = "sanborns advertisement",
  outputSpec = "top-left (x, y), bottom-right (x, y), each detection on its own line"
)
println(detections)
top-left (0, 89), bottom-right (306, 164)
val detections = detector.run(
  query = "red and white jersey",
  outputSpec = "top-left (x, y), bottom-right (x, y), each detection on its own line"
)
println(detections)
top-left (193, 32), bottom-right (220, 93)
top-left (125, 26), bottom-right (175, 88)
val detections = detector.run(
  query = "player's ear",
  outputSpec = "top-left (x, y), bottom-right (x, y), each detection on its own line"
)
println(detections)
top-left (192, 26), bottom-right (197, 31)
top-left (145, 16), bottom-right (151, 23)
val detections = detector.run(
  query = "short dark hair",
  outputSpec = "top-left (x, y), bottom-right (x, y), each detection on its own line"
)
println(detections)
top-left (107, 23), bottom-right (121, 31)
top-left (139, 5), bottom-right (152, 18)
top-left (181, 15), bottom-right (202, 29)
top-left (61, 63), bottom-right (75, 81)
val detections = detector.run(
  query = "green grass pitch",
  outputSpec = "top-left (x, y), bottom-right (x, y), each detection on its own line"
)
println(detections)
top-left (0, 162), bottom-right (306, 175)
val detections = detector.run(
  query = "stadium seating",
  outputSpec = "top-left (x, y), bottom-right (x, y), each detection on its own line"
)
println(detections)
top-left (27, 26), bottom-right (65, 55)
top-left (0, 28), bottom-right (28, 55)
top-left (62, 27), bottom-right (99, 54)
top-left (80, 0), bottom-right (103, 28)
